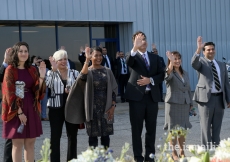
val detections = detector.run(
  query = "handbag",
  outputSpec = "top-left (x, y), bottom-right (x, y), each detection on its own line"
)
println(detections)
top-left (78, 123), bottom-right (85, 129)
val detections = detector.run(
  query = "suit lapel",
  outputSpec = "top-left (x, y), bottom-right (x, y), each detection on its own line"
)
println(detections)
top-left (173, 71), bottom-right (184, 84)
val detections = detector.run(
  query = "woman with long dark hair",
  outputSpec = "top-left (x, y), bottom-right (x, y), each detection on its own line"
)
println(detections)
top-left (1, 42), bottom-right (46, 162)
top-left (164, 51), bottom-right (193, 160)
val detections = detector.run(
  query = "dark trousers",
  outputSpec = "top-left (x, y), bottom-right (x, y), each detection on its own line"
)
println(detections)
top-left (3, 139), bottom-right (12, 162)
top-left (88, 136), bottom-right (110, 149)
top-left (49, 107), bottom-right (79, 162)
top-left (159, 82), bottom-right (164, 101)
top-left (129, 93), bottom-right (158, 162)
top-left (118, 74), bottom-right (129, 101)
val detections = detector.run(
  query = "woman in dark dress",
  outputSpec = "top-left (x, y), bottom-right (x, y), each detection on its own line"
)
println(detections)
top-left (78, 46), bottom-right (117, 148)
top-left (1, 42), bottom-right (46, 162)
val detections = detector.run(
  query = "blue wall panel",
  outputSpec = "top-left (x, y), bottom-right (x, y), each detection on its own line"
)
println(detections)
top-left (1, 0), bottom-right (230, 91)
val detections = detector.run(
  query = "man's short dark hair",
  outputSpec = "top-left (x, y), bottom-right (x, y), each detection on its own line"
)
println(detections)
top-left (203, 42), bottom-right (215, 51)
top-left (132, 31), bottom-right (146, 42)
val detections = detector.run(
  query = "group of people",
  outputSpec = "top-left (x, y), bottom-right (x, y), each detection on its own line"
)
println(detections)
top-left (1, 31), bottom-right (230, 162)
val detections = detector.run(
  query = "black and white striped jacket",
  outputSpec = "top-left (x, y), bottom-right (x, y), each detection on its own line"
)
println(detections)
top-left (46, 69), bottom-right (79, 108)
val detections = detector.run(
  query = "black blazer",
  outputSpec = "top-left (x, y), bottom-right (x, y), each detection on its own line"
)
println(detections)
top-left (115, 57), bottom-right (129, 79)
top-left (78, 52), bottom-right (86, 67)
top-left (124, 52), bottom-right (165, 102)
top-left (68, 59), bottom-right (76, 70)
top-left (101, 55), bottom-right (115, 74)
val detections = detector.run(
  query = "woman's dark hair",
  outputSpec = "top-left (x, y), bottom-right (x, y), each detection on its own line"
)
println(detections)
top-left (92, 46), bottom-right (102, 53)
top-left (167, 51), bottom-right (184, 75)
top-left (9, 42), bottom-right (31, 68)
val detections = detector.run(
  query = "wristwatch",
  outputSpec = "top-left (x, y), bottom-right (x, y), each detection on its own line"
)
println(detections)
top-left (111, 104), bottom-right (116, 107)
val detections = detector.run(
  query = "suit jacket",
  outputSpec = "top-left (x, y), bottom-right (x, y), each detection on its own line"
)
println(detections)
top-left (165, 70), bottom-right (193, 105)
top-left (115, 57), bottom-right (129, 79)
top-left (191, 54), bottom-right (230, 106)
top-left (78, 52), bottom-right (86, 67)
top-left (101, 55), bottom-right (115, 74)
top-left (124, 51), bottom-right (165, 102)
top-left (68, 59), bottom-right (76, 70)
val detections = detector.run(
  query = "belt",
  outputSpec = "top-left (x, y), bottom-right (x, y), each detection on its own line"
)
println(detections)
top-left (211, 92), bottom-right (223, 96)
top-left (144, 90), bottom-right (151, 94)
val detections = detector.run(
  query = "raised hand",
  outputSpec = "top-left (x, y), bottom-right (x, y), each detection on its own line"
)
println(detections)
top-left (116, 51), bottom-right (120, 59)
top-left (85, 44), bottom-right (89, 48)
top-left (80, 46), bottom-right (84, 53)
top-left (49, 56), bottom-right (58, 70)
top-left (4, 48), bottom-right (12, 63)
top-left (99, 43), bottom-right (103, 48)
top-left (133, 33), bottom-right (145, 51)
top-left (166, 51), bottom-right (175, 63)
top-left (197, 36), bottom-right (204, 50)
top-left (152, 43), bottom-right (156, 49)
top-left (85, 47), bottom-right (92, 59)
top-left (38, 61), bottom-right (46, 78)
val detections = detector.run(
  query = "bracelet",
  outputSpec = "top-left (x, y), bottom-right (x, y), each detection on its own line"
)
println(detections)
top-left (84, 61), bottom-right (90, 65)
top-left (39, 77), bottom-right (45, 80)
top-left (17, 112), bottom-right (24, 116)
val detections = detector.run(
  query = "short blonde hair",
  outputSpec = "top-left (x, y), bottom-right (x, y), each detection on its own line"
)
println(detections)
top-left (53, 50), bottom-right (68, 61)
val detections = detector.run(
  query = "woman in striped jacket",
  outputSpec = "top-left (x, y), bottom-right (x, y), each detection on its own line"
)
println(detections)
top-left (46, 50), bottom-right (79, 162)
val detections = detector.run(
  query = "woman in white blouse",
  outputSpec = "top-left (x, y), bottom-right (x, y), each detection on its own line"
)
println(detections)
top-left (46, 50), bottom-right (79, 162)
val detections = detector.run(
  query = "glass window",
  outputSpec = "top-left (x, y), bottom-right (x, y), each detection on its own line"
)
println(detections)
top-left (92, 27), bottom-right (104, 39)
top-left (58, 26), bottom-right (89, 62)
top-left (0, 25), bottom-right (19, 62)
top-left (21, 25), bottom-right (56, 62)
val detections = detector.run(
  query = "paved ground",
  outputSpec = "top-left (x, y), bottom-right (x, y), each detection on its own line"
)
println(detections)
top-left (0, 98), bottom-right (230, 161)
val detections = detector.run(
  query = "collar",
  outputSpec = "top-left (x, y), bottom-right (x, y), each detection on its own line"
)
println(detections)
top-left (138, 50), bottom-right (147, 55)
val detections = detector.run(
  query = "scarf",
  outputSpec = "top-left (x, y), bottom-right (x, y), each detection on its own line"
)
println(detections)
top-left (1, 65), bottom-right (46, 122)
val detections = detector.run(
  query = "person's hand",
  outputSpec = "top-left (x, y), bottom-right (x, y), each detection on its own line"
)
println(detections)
top-left (80, 46), bottom-right (84, 53)
top-left (85, 44), bottom-right (89, 48)
top-left (227, 103), bottom-right (230, 108)
top-left (133, 33), bottom-right (145, 51)
top-left (196, 36), bottom-right (205, 54)
top-left (152, 43), bottom-right (156, 49)
top-left (105, 106), bottom-right (115, 121)
top-left (85, 47), bottom-right (92, 60)
top-left (99, 43), bottom-right (103, 49)
top-left (137, 75), bottom-right (150, 86)
top-left (49, 56), bottom-right (57, 71)
top-left (116, 51), bottom-right (120, 59)
top-left (4, 48), bottom-right (12, 63)
top-left (38, 61), bottom-right (46, 78)
top-left (18, 108), bottom-right (27, 125)
top-left (166, 51), bottom-right (175, 64)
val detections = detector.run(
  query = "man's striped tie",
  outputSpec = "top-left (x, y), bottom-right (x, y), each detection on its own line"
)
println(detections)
top-left (211, 61), bottom-right (221, 91)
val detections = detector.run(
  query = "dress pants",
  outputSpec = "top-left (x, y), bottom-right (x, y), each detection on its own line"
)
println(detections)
top-left (41, 89), bottom-right (48, 118)
top-left (118, 74), bottom-right (129, 102)
top-left (49, 107), bottom-right (79, 162)
top-left (197, 93), bottom-right (224, 149)
top-left (129, 93), bottom-right (158, 162)
top-left (88, 136), bottom-right (110, 149)
top-left (3, 139), bottom-right (13, 162)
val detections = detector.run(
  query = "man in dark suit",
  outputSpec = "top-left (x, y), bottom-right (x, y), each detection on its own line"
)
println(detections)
top-left (0, 48), bottom-right (13, 162)
top-left (191, 36), bottom-right (230, 149)
top-left (124, 31), bottom-right (164, 162)
top-left (151, 44), bottom-right (166, 102)
top-left (101, 47), bottom-right (114, 73)
top-left (115, 51), bottom-right (129, 103)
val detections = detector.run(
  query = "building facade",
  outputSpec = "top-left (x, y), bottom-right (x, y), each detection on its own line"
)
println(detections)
top-left (0, 0), bottom-right (230, 90)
